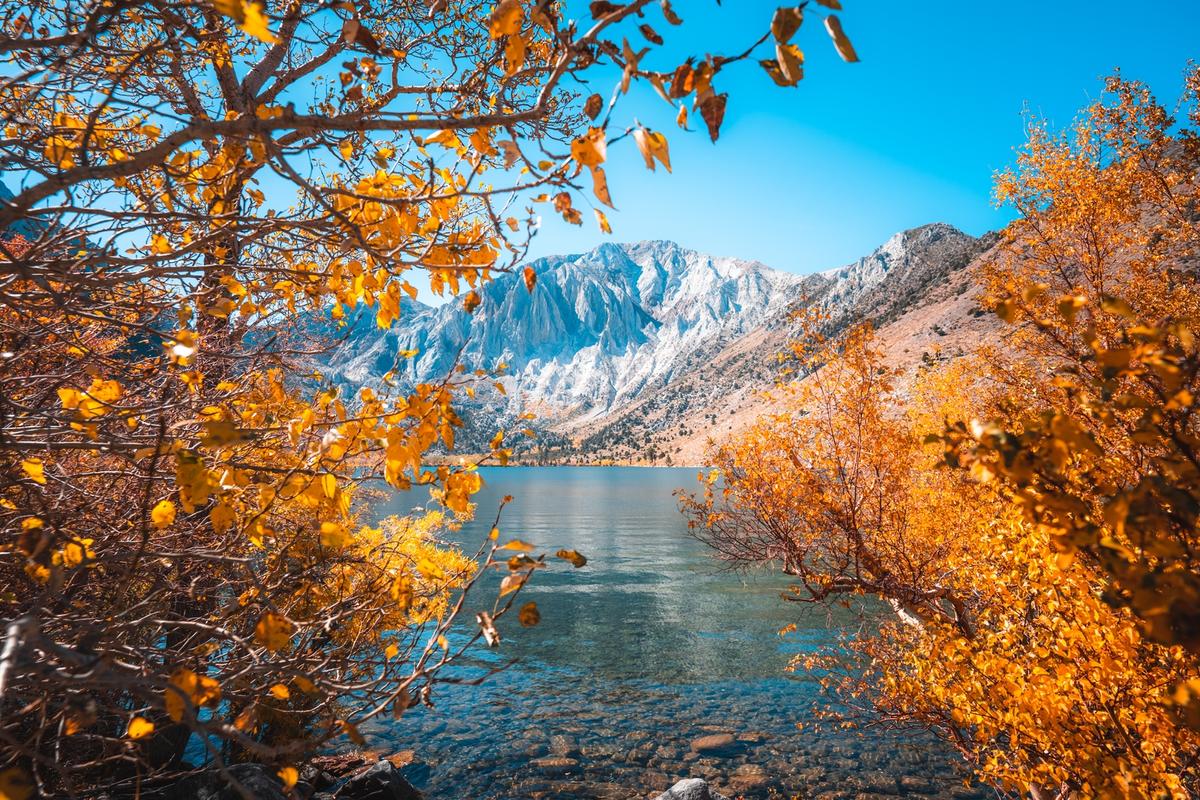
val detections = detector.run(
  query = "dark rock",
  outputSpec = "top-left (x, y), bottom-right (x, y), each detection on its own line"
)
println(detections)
top-left (301, 767), bottom-right (338, 790)
top-left (653, 778), bottom-right (730, 800)
top-left (155, 764), bottom-right (288, 800)
top-left (335, 760), bottom-right (422, 800)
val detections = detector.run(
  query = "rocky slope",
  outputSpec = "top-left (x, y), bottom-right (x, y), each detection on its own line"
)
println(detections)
top-left (323, 225), bottom-right (1000, 464)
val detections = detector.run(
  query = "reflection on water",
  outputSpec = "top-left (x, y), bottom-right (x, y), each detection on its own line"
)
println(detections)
top-left (369, 467), bottom-right (983, 799)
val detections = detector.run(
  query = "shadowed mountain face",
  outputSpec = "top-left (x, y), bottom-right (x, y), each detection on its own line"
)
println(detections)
top-left (323, 225), bottom-right (997, 461)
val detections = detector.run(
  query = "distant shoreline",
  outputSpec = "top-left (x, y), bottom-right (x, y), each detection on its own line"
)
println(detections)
top-left (423, 456), bottom-right (702, 469)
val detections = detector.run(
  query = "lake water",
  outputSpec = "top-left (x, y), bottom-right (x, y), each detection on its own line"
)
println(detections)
top-left (370, 467), bottom-right (983, 799)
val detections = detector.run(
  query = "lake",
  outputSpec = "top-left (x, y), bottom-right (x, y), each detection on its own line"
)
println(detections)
top-left (370, 466), bottom-right (982, 799)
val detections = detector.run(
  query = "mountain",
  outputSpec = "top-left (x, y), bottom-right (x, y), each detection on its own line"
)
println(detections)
top-left (323, 224), bottom-right (1000, 463)
top-left (326, 239), bottom-right (800, 418)
top-left (572, 224), bottom-right (1001, 464)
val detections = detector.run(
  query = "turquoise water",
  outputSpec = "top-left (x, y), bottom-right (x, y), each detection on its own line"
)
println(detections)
top-left (369, 466), bottom-right (981, 799)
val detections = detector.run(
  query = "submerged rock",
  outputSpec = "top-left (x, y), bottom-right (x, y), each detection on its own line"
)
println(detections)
top-left (548, 734), bottom-right (581, 757)
top-left (653, 778), bottom-right (730, 800)
top-left (728, 763), bottom-right (770, 793)
top-left (529, 756), bottom-right (580, 775)
top-left (689, 734), bottom-right (738, 756)
top-left (335, 760), bottom-right (422, 800)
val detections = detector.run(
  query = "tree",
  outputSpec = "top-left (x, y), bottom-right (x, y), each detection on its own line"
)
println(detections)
top-left (944, 68), bottom-right (1200, 654)
top-left (0, 0), bottom-right (862, 796)
top-left (686, 69), bottom-right (1200, 799)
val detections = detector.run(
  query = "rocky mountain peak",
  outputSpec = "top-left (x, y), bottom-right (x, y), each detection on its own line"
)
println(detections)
top-left (322, 224), bottom-right (989, 455)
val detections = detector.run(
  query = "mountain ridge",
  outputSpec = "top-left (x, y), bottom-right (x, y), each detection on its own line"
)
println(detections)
top-left (323, 224), bottom-right (1000, 464)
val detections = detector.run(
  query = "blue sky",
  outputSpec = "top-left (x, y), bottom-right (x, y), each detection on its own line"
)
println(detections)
top-left (530, 0), bottom-right (1200, 274)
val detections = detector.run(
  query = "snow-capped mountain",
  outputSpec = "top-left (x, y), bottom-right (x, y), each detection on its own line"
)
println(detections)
top-left (323, 223), bottom-right (997, 462)
top-left (327, 240), bottom-right (801, 420)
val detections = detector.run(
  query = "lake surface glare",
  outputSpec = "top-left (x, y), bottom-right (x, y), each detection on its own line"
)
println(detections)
top-left (372, 467), bottom-right (985, 799)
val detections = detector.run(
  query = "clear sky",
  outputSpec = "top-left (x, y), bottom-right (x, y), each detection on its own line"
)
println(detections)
top-left (529, 0), bottom-right (1200, 275)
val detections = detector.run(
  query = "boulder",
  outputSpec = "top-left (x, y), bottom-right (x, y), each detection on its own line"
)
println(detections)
top-left (335, 760), bottom-right (422, 800)
top-left (653, 778), bottom-right (730, 800)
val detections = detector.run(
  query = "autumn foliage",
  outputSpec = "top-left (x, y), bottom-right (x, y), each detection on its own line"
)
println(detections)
top-left (0, 0), bottom-right (860, 796)
top-left (687, 69), bottom-right (1200, 798)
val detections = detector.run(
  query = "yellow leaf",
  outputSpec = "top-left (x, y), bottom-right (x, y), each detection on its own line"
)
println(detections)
top-left (555, 549), bottom-right (588, 568)
top-left (771, 6), bottom-right (804, 42)
top-left (595, 208), bottom-right (612, 234)
top-left (210, 502), bottom-right (237, 534)
top-left (166, 668), bottom-right (221, 722)
top-left (21, 458), bottom-right (45, 485)
top-left (499, 573), bottom-right (524, 596)
top-left (570, 126), bottom-right (607, 168)
top-left (591, 166), bottom-right (614, 209)
top-left (499, 539), bottom-right (535, 552)
top-left (518, 601), bottom-right (540, 626)
top-left (239, 0), bottom-right (279, 43)
top-left (127, 717), bottom-right (155, 740)
top-left (0, 767), bottom-right (34, 800)
top-left (150, 500), bottom-right (176, 529)
top-left (775, 42), bottom-right (805, 85)
top-left (823, 14), bottom-right (858, 62)
top-left (632, 128), bottom-right (671, 172)
top-left (503, 34), bottom-right (525, 76)
top-left (320, 521), bottom-right (351, 549)
top-left (254, 611), bottom-right (293, 652)
top-left (278, 767), bottom-right (299, 790)
top-left (488, 0), bottom-right (523, 38)
top-left (392, 574), bottom-right (414, 610)
top-left (269, 683), bottom-right (291, 700)
top-left (150, 234), bottom-right (171, 254)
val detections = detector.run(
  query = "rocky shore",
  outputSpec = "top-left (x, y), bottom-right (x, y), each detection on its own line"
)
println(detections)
top-left (141, 731), bottom-right (988, 800)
